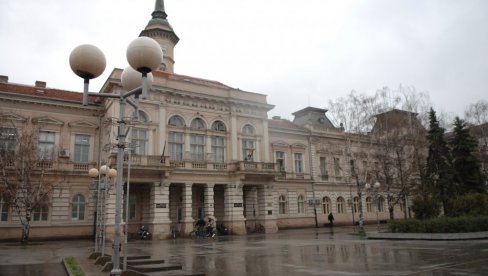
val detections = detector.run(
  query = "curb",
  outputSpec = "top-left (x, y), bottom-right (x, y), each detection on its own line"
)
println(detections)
top-left (367, 231), bottom-right (488, 240)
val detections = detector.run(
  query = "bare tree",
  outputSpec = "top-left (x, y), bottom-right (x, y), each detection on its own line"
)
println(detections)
top-left (327, 85), bottom-right (430, 220)
top-left (464, 100), bottom-right (488, 179)
top-left (0, 118), bottom-right (53, 244)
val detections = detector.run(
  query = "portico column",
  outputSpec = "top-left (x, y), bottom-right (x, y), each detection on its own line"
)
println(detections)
top-left (181, 183), bottom-right (194, 233)
top-left (223, 182), bottom-right (246, 235)
top-left (262, 184), bottom-right (278, 233)
top-left (150, 180), bottom-right (171, 239)
top-left (204, 183), bottom-right (215, 218)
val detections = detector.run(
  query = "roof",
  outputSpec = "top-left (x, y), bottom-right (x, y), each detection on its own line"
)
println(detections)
top-left (0, 82), bottom-right (97, 105)
top-left (268, 117), bottom-right (310, 132)
top-left (153, 71), bottom-right (233, 90)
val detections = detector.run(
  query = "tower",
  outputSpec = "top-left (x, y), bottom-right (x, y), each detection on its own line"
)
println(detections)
top-left (140, 0), bottom-right (179, 73)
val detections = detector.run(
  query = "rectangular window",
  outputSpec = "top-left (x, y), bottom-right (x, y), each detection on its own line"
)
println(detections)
top-left (320, 157), bottom-right (327, 176)
top-left (0, 197), bottom-right (8, 222)
top-left (190, 134), bottom-right (205, 161)
top-left (74, 134), bottom-right (90, 162)
top-left (211, 136), bottom-right (225, 163)
top-left (131, 128), bottom-right (147, 155)
top-left (334, 157), bottom-right (341, 177)
top-left (242, 139), bottom-right (255, 161)
top-left (33, 203), bottom-right (48, 221)
top-left (294, 153), bottom-right (303, 173)
top-left (0, 128), bottom-right (17, 155)
top-left (276, 151), bottom-right (285, 171)
top-left (38, 131), bottom-right (55, 160)
top-left (350, 159), bottom-right (356, 176)
top-left (168, 132), bottom-right (184, 160)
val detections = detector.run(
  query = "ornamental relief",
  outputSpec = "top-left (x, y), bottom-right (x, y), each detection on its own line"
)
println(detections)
top-left (164, 95), bottom-right (229, 112)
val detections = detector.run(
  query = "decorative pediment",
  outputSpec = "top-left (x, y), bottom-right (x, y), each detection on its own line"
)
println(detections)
top-left (68, 120), bottom-right (98, 128)
top-left (291, 143), bottom-right (307, 149)
top-left (0, 112), bottom-right (27, 123)
top-left (271, 140), bottom-right (289, 148)
top-left (31, 116), bottom-right (64, 126)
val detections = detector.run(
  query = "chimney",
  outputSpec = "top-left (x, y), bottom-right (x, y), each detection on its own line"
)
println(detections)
top-left (35, 81), bottom-right (46, 88)
top-left (272, 116), bottom-right (281, 120)
top-left (0, 75), bottom-right (8, 83)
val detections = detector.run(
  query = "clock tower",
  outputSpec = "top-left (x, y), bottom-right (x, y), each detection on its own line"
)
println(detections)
top-left (140, 0), bottom-right (179, 73)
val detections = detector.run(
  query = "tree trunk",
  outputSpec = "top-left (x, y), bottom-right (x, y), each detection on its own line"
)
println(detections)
top-left (21, 212), bottom-right (31, 244)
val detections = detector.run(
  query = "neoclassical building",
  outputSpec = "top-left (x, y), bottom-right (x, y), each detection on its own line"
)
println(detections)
top-left (0, 1), bottom-right (403, 241)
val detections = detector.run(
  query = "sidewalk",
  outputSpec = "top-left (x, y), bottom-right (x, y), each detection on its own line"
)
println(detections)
top-left (1, 227), bottom-right (488, 276)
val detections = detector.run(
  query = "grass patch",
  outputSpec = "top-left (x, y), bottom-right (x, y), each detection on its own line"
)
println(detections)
top-left (64, 256), bottom-right (85, 276)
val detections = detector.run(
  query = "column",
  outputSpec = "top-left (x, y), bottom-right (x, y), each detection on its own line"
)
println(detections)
top-left (184, 133), bottom-right (191, 159)
top-left (223, 182), bottom-right (246, 235)
top-left (181, 183), bottom-right (194, 233)
top-left (258, 184), bottom-right (278, 233)
top-left (149, 180), bottom-right (171, 239)
top-left (204, 183), bottom-right (215, 218)
top-left (159, 106), bottom-right (167, 155)
top-left (262, 120), bottom-right (270, 162)
top-left (206, 136), bottom-right (212, 161)
top-left (231, 115), bottom-right (238, 160)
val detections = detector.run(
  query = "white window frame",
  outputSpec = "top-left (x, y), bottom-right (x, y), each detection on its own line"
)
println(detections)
top-left (74, 134), bottom-right (90, 162)
top-left (38, 131), bottom-right (55, 161)
top-left (71, 194), bottom-right (85, 221)
top-left (168, 131), bottom-right (184, 161)
top-left (211, 136), bottom-right (225, 163)
top-left (131, 128), bottom-right (148, 155)
top-left (294, 153), bottom-right (303, 174)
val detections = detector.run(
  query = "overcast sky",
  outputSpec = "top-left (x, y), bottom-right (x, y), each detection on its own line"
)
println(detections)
top-left (0, 0), bottom-right (487, 120)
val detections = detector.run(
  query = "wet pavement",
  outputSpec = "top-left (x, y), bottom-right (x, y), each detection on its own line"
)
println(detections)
top-left (1, 226), bottom-right (488, 275)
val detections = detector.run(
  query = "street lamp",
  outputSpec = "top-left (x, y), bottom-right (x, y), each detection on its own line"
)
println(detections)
top-left (88, 165), bottom-right (117, 256)
top-left (71, 36), bottom-right (162, 275)
top-left (365, 181), bottom-right (381, 231)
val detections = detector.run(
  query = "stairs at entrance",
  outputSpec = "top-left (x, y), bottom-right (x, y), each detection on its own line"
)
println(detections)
top-left (89, 252), bottom-right (204, 275)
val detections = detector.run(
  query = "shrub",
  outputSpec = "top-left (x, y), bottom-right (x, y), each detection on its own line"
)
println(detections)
top-left (388, 216), bottom-right (488, 233)
top-left (411, 195), bottom-right (441, 219)
top-left (446, 193), bottom-right (488, 217)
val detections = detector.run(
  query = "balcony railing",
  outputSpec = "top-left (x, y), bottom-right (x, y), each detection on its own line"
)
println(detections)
top-left (236, 161), bottom-right (276, 172)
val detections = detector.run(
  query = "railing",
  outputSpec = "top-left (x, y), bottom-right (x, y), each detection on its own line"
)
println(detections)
top-left (36, 160), bottom-right (53, 169)
top-left (73, 163), bottom-right (91, 171)
top-left (236, 161), bottom-right (276, 172)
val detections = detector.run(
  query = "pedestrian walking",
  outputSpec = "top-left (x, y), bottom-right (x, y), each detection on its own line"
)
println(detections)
top-left (328, 212), bottom-right (334, 227)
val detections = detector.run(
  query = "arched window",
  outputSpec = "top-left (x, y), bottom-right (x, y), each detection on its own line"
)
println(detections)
top-left (71, 194), bottom-right (85, 220)
top-left (136, 110), bottom-right (149, 123)
top-left (211, 120), bottom-right (226, 132)
top-left (242, 124), bottom-right (255, 135)
top-left (168, 115), bottom-right (185, 127)
top-left (190, 118), bottom-right (206, 129)
top-left (297, 195), bottom-right (305, 214)
top-left (322, 196), bottom-right (331, 214)
top-left (0, 196), bottom-right (8, 222)
top-left (279, 195), bottom-right (287, 214)
top-left (33, 196), bottom-right (49, 221)
top-left (353, 196), bottom-right (360, 213)
top-left (336, 197), bottom-right (345, 214)
top-left (366, 197), bottom-right (373, 213)
top-left (378, 196), bottom-right (385, 212)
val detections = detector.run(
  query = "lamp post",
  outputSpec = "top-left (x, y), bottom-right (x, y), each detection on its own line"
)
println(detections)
top-left (89, 165), bottom-right (117, 255)
top-left (365, 181), bottom-right (381, 231)
top-left (71, 36), bottom-right (162, 275)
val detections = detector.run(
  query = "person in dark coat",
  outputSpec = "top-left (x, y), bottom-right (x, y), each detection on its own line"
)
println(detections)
top-left (328, 212), bottom-right (334, 227)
